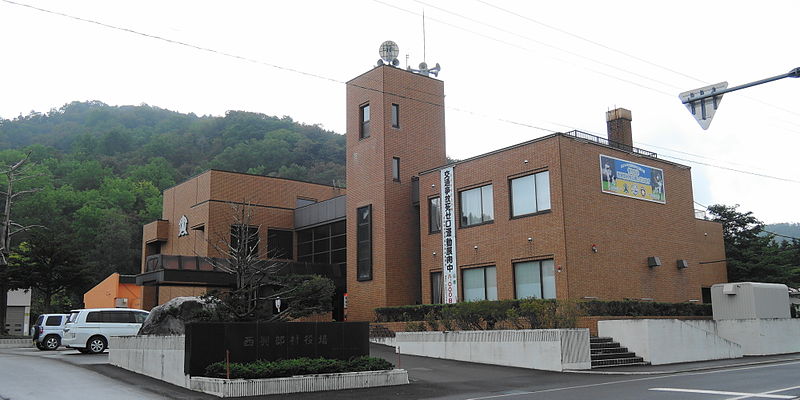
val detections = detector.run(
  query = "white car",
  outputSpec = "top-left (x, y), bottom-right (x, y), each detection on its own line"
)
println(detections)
top-left (61, 308), bottom-right (149, 354)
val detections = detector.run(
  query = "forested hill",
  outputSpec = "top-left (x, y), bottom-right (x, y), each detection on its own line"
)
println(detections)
top-left (0, 101), bottom-right (345, 311)
top-left (0, 101), bottom-right (346, 184)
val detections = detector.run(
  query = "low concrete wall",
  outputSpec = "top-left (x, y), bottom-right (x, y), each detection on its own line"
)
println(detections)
top-left (190, 369), bottom-right (409, 397)
top-left (685, 318), bottom-right (800, 356)
top-left (598, 319), bottom-right (742, 365)
top-left (395, 329), bottom-right (591, 371)
top-left (109, 335), bottom-right (188, 388)
top-left (0, 338), bottom-right (31, 349)
top-left (110, 335), bottom-right (409, 396)
top-left (370, 336), bottom-right (396, 347)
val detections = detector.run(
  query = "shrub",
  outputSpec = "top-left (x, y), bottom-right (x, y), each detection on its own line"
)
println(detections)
top-left (424, 311), bottom-right (440, 331)
top-left (404, 321), bottom-right (427, 332)
top-left (204, 356), bottom-right (394, 379)
top-left (374, 304), bottom-right (444, 322)
top-left (375, 299), bottom-right (710, 329)
top-left (579, 300), bottom-right (711, 317)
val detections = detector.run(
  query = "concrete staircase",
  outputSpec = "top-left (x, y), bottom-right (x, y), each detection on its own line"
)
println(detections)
top-left (590, 337), bottom-right (649, 368)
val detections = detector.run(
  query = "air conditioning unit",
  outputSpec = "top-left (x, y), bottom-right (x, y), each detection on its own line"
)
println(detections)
top-left (676, 259), bottom-right (689, 269)
top-left (647, 256), bottom-right (661, 268)
top-left (115, 298), bottom-right (129, 308)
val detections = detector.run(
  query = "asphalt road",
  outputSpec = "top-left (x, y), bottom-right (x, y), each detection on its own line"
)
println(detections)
top-left (0, 346), bottom-right (211, 400)
top-left (2, 344), bottom-right (800, 400)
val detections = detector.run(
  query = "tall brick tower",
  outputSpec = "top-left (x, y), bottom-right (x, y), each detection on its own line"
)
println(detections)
top-left (345, 63), bottom-right (446, 321)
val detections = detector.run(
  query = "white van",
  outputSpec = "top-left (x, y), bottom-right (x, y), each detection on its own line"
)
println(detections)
top-left (61, 308), bottom-right (149, 354)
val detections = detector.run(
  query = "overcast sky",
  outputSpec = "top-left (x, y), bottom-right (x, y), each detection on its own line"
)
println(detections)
top-left (1, 0), bottom-right (798, 224)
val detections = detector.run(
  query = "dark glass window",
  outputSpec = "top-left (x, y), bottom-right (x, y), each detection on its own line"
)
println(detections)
top-left (463, 266), bottom-right (497, 301)
top-left (231, 225), bottom-right (259, 255)
top-left (86, 311), bottom-right (102, 323)
top-left (296, 220), bottom-right (346, 267)
top-left (429, 197), bottom-right (441, 233)
top-left (267, 229), bottom-right (293, 259)
top-left (391, 103), bottom-right (399, 128)
top-left (460, 185), bottom-right (494, 227)
top-left (134, 312), bottom-right (148, 323)
top-left (431, 271), bottom-right (443, 304)
top-left (360, 104), bottom-right (370, 139)
top-left (45, 316), bottom-right (62, 326)
top-left (510, 171), bottom-right (551, 217)
top-left (357, 205), bottom-right (372, 281)
top-left (392, 157), bottom-right (400, 181)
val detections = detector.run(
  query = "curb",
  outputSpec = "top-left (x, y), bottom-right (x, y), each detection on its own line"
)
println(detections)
top-left (564, 356), bottom-right (800, 375)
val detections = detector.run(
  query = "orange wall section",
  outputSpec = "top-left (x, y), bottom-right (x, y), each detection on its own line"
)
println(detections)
top-left (84, 273), bottom-right (143, 309)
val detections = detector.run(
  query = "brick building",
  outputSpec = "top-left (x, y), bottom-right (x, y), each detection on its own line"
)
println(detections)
top-left (138, 63), bottom-right (727, 321)
top-left (138, 170), bottom-right (346, 316)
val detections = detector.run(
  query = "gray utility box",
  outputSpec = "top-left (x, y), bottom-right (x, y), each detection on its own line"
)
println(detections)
top-left (711, 282), bottom-right (790, 320)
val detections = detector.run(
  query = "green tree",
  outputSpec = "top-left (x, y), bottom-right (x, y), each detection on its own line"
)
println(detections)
top-left (708, 204), bottom-right (800, 286)
top-left (7, 234), bottom-right (90, 314)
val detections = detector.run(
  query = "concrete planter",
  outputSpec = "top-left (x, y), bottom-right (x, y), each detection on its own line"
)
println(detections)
top-left (0, 338), bottom-right (32, 349)
top-left (110, 335), bottom-right (409, 396)
top-left (396, 329), bottom-right (591, 371)
top-left (190, 369), bottom-right (409, 397)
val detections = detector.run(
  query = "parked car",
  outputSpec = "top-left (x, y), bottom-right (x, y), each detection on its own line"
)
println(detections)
top-left (31, 313), bottom-right (69, 351)
top-left (61, 308), bottom-right (149, 354)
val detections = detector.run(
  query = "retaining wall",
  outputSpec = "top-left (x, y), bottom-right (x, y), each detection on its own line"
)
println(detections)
top-left (684, 318), bottom-right (800, 356)
top-left (109, 335), bottom-right (188, 387)
top-left (598, 319), bottom-right (742, 365)
top-left (395, 329), bottom-right (591, 371)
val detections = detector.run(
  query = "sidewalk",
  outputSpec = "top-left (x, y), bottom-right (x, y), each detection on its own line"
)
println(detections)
top-left (566, 352), bottom-right (800, 375)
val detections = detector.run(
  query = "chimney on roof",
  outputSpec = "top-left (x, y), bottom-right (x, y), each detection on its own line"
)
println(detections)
top-left (606, 108), bottom-right (633, 149)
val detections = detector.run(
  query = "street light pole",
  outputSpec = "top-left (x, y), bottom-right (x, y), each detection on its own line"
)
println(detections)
top-left (681, 67), bottom-right (800, 105)
top-left (679, 67), bottom-right (800, 130)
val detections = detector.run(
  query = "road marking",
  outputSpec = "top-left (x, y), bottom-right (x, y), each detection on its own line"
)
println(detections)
top-left (465, 360), bottom-right (800, 400)
top-left (726, 385), bottom-right (800, 400)
top-left (649, 388), bottom-right (795, 399)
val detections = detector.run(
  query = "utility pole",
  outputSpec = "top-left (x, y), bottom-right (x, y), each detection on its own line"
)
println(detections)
top-left (679, 67), bottom-right (800, 130)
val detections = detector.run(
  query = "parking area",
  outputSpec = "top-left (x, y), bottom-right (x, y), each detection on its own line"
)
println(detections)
top-left (3, 343), bottom-right (800, 399)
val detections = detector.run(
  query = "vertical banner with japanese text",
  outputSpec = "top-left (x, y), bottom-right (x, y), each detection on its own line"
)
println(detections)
top-left (440, 166), bottom-right (458, 304)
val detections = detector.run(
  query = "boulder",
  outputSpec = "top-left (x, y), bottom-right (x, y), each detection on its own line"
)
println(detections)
top-left (138, 296), bottom-right (213, 335)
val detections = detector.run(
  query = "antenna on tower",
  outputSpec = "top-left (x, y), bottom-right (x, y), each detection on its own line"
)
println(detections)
top-left (407, 9), bottom-right (441, 77)
top-left (422, 9), bottom-right (427, 62)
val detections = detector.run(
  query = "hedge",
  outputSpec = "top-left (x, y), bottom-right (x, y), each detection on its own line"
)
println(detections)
top-left (204, 356), bottom-right (394, 379)
top-left (374, 299), bottom-right (711, 323)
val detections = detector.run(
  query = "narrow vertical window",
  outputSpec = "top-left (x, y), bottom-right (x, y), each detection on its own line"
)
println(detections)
top-left (428, 197), bottom-right (441, 233)
top-left (356, 205), bottom-right (372, 281)
top-left (392, 157), bottom-right (400, 181)
top-left (359, 104), bottom-right (370, 139)
top-left (391, 103), bottom-right (400, 128)
top-left (431, 271), bottom-right (443, 304)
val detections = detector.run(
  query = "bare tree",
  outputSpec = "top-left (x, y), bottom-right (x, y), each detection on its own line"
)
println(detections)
top-left (204, 202), bottom-right (333, 322)
top-left (0, 153), bottom-right (44, 335)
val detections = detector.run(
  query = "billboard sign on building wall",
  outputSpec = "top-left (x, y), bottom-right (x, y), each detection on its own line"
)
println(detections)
top-left (440, 166), bottom-right (458, 304)
top-left (600, 155), bottom-right (666, 203)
